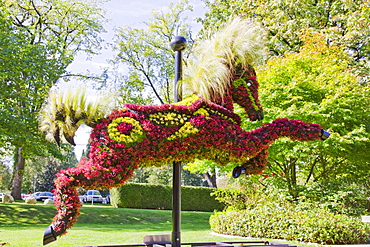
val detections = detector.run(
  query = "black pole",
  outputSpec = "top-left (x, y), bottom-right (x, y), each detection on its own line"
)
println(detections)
top-left (170, 36), bottom-right (187, 247)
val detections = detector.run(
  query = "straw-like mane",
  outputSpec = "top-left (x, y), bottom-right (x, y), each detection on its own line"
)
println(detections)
top-left (184, 18), bottom-right (266, 102)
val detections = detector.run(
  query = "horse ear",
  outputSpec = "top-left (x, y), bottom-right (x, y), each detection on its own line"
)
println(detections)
top-left (63, 132), bottom-right (76, 146)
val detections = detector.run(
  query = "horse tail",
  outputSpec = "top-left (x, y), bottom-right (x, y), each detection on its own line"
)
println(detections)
top-left (39, 85), bottom-right (119, 146)
top-left (44, 157), bottom-right (136, 244)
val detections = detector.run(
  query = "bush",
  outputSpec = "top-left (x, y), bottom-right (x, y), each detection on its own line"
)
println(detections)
top-left (110, 183), bottom-right (224, 212)
top-left (210, 203), bottom-right (370, 244)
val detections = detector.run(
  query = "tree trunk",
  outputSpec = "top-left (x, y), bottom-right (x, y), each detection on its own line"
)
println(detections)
top-left (203, 172), bottom-right (217, 188)
top-left (11, 147), bottom-right (25, 200)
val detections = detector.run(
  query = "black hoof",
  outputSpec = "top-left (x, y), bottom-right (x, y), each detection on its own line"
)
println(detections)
top-left (232, 166), bottom-right (246, 178)
top-left (321, 129), bottom-right (330, 140)
top-left (43, 225), bottom-right (57, 245)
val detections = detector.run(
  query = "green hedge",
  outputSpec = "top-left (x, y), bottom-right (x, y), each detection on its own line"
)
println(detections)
top-left (210, 205), bottom-right (370, 244)
top-left (110, 183), bottom-right (224, 212)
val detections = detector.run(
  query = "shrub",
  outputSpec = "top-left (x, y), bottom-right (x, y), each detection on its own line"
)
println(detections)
top-left (211, 188), bottom-right (251, 211)
top-left (210, 203), bottom-right (370, 244)
top-left (110, 183), bottom-right (224, 212)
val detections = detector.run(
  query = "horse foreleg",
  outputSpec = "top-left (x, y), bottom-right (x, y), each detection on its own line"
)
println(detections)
top-left (257, 118), bottom-right (329, 143)
top-left (44, 158), bottom-right (136, 244)
top-left (231, 119), bottom-right (330, 179)
top-left (232, 149), bottom-right (268, 178)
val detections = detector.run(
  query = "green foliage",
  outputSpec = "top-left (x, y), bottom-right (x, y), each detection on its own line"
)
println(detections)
top-left (300, 181), bottom-right (370, 216)
top-left (185, 30), bottom-right (370, 202)
top-left (0, 0), bottom-right (107, 154)
top-left (0, 7), bottom-right (65, 156)
top-left (0, 0), bottom-right (107, 199)
top-left (4, 0), bottom-right (106, 56)
top-left (217, 174), bottom-right (369, 216)
top-left (22, 147), bottom-right (78, 192)
top-left (112, 0), bottom-right (194, 104)
top-left (211, 189), bottom-right (250, 211)
top-left (234, 31), bottom-right (370, 201)
top-left (200, 0), bottom-right (370, 63)
top-left (110, 183), bottom-right (224, 212)
top-left (210, 204), bottom-right (370, 244)
top-left (129, 165), bottom-right (205, 187)
top-left (185, 159), bottom-right (235, 175)
top-left (0, 160), bottom-right (11, 191)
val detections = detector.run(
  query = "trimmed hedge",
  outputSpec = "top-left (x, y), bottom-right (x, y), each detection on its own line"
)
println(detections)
top-left (110, 183), bottom-right (224, 212)
top-left (210, 205), bottom-right (370, 244)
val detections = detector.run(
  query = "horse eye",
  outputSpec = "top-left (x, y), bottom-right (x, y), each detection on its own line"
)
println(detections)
top-left (246, 80), bottom-right (253, 87)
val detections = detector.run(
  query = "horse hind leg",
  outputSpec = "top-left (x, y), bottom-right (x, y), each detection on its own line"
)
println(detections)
top-left (43, 158), bottom-right (136, 245)
top-left (232, 149), bottom-right (268, 178)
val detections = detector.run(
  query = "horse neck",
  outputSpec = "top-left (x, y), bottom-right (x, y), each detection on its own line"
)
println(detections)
top-left (212, 92), bottom-right (234, 111)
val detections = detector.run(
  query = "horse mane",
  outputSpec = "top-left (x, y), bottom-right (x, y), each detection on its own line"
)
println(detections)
top-left (183, 18), bottom-right (267, 102)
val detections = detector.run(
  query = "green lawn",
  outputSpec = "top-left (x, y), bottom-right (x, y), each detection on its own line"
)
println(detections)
top-left (0, 202), bottom-right (250, 247)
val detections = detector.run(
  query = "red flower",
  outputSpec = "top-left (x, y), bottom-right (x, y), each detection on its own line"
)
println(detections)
top-left (117, 122), bottom-right (133, 134)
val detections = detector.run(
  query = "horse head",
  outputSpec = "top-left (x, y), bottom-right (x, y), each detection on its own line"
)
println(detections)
top-left (230, 64), bottom-right (264, 121)
top-left (183, 18), bottom-right (266, 122)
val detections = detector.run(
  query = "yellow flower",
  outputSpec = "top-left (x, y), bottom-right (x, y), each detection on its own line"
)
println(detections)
top-left (194, 108), bottom-right (209, 117)
top-left (173, 94), bottom-right (199, 106)
top-left (107, 117), bottom-right (145, 144)
top-left (167, 122), bottom-right (199, 141)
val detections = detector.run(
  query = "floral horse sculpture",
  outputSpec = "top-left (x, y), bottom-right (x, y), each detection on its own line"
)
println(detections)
top-left (40, 19), bottom-right (329, 244)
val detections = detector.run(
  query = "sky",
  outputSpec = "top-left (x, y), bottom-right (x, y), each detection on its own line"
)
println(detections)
top-left (70, 0), bottom-right (207, 159)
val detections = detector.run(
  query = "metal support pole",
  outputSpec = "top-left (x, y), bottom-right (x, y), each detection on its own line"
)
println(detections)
top-left (170, 36), bottom-right (187, 247)
top-left (172, 161), bottom-right (181, 247)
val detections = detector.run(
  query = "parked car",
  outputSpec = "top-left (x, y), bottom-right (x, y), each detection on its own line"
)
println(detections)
top-left (78, 195), bottom-right (85, 203)
top-left (0, 193), bottom-right (3, 201)
top-left (82, 190), bottom-right (103, 203)
top-left (102, 195), bottom-right (110, 204)
top-left (21, 193), bottom-right (28, 200)
top-left (34, 192), bottom-right (54, 201)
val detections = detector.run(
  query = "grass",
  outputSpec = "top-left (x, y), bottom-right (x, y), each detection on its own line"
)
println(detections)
top-left (0, 202), bottom-right (250, 247)
top-left (0, 202), bottom-right (318, 247)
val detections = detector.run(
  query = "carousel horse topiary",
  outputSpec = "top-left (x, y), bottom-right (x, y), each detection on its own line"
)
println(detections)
top-left (39, 18), bottom-right (329, 244)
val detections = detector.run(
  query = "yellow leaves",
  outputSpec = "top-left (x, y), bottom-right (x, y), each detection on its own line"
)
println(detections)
top-left (149, 112), bottom-right (189, 126)
top-left (173, 94), bottom-right (199, 106)
top-left (194, 108), bottom-right (209, 117)
top-left (167, 122), bottom-right (199, 141)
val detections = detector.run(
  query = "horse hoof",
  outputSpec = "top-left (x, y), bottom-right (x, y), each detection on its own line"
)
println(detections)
top-left (43, 225), bottom-right (57, 245)
top-left (232, 166), bottom-right (246, 178)
top-left (321, 129), bottom-right (330, 140)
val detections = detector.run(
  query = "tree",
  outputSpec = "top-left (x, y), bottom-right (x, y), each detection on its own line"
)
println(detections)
top-left (112, 0), bottom-right (194, 104)
top-left (184, 29), bottom-right (370, 200)
top-left (129, 165), bottom-right (205, 187)
top-left (184, 160), bottom-right (236, 188)
top-left (0, 160), bottom-right (12, 191)
top-left (241, 30), bottom-right (370, 200)
top-left (200, 0), bottom-right (370, 62)
top-left (111, 0), bottom-right (206, 183)
top-left (23, 147), bottom-right (78, 193)
top-left (194, 0), bottom-right (370, 200)
top-left (0, 0), bottom-right (107, 199)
